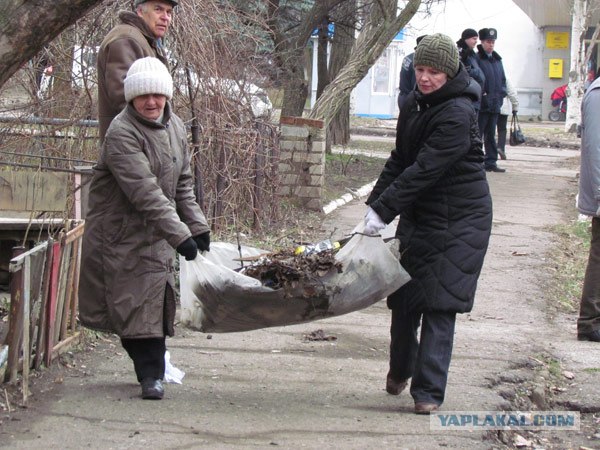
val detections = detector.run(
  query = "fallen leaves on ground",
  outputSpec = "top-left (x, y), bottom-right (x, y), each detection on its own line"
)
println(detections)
top-left (303, 329), bottom-right (337, 341)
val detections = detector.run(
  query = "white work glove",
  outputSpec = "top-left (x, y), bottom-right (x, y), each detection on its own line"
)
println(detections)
top-left (364, 207), bottom-right (387, 235)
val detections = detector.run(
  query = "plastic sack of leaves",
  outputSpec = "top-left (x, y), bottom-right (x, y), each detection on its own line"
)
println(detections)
top-left (179, 224), bottom-right (410, 333)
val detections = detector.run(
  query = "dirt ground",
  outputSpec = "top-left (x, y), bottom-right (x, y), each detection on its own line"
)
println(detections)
top-left (1, 124), bottom-right (600, 449)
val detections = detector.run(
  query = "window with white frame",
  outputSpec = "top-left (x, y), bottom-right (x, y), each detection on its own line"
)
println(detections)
top-left (372, 48), bottom-right (391, 95)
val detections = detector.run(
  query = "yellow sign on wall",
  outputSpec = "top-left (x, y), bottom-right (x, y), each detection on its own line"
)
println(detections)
top-left (546, 32), bottom-right (569, 49)
top-left (549, 59), bottom-right (564, 78)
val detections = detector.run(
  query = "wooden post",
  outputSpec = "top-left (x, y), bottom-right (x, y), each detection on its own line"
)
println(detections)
top-left (59, 241), bottom-right (73, 340)
top-left (69, 238), bottom-right (82, 333)
top-left (44, 242), bottom-right (61, 367)
top-left (34, 238), bottom-right (54, 370)
top-left (22, 256), bottom-right (31, 402)
top-left (62, 223), bottom-right (84, 337)
top-left (5, 246), bottom-right (25, 383)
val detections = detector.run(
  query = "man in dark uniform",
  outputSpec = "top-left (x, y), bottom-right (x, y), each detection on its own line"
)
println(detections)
top-left (476, 27), bottom-right (507, 173)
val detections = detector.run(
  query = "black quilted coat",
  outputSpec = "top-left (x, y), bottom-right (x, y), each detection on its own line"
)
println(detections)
top-left (366, 66), bottom-right (492, 313)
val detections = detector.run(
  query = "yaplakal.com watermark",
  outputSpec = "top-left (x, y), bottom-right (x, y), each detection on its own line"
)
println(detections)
top-left (430, 411), bottom-right (580, 431)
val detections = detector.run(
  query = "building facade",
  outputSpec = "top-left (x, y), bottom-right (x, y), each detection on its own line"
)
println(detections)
top-left (350, 0), bottom-right (580, 121)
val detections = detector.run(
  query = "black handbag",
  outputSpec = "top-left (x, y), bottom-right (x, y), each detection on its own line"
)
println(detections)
top-left (509, 113), bottom-right (526, 146)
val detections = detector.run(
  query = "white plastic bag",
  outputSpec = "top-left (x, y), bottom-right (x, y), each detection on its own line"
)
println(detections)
top-left (164, 350), bottom-right (185, 384)
top-left (179, 225), bottom-right (410, 333)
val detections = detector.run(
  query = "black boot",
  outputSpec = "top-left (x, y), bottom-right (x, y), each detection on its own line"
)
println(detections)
top-left (141, 378), bottom-right (164, 400)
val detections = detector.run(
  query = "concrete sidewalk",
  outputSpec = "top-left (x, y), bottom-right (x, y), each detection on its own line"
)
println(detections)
top-left (1, 143), bottom-right (598, 449)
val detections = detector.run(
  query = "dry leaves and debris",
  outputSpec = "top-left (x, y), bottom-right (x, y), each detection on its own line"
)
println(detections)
top-left (303, 329), bottom-right (337, 342)
top-left (241, 248), bottom-right (343, 291)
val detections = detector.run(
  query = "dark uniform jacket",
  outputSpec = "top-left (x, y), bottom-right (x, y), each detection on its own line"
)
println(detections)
top-left (476, 44), bottom-right (507, 114)
top-left (367, 67), bottom-right (493, 313)
top-left (79, 103), bottom-right (210, 338)
top-left (398, 52), bottom-right (416, 109)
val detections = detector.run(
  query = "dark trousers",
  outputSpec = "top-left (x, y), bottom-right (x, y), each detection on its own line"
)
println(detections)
top-left (389, 308), bottom-right (456, 405)
top-left (497, 113), bottom-right (508, 152)
top-left (119, 288), bottom-right (170, 383)
top-left (578, 217), bottom-right (600, 333)
top-left (121, 337), bottom-right (166, 382)
top-left (479, 111), bottom-right (500, 168)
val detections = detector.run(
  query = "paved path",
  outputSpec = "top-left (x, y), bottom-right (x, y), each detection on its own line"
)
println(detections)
top-left (1, 143), bottom-right (598, 449)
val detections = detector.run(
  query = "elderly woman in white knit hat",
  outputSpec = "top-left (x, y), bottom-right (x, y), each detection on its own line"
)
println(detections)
top-left (79, 56), bottom-right (211, 400)
top-left (364, 34), bottom-right (493, 414)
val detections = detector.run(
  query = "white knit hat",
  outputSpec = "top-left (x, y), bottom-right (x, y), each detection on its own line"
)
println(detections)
top-left (124, 57), bottom-right (173, 102)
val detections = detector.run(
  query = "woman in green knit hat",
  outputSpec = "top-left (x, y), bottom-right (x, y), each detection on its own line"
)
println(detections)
top-left (364, 33), bottom-right (493, 414)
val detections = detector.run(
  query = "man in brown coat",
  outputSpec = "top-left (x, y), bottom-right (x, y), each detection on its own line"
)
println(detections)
top-left (80, 57), bottom-right (210, 400)
top-left (97, 0), bottom-right (178, 141)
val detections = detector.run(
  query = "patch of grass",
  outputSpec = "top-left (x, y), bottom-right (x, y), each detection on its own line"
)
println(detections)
top-left (583, 367), bottom-right (600, 373)
top-left (542, 354), bottom-right (563, 378)
top-left (323, 153), bottom-right (384, 203)
top-left (349, 116), bottom-right (393, 128)
top-left (546, 219), bottom-right (591, 312)
top-left (343, 138), bottom-right (394, 153)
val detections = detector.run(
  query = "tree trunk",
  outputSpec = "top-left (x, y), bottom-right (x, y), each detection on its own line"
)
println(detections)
top-left (566, 0), bottom-right (589, 133)
top-left (327, 0), bottom-right (356, 147)
top-left (49, 35), bottom-right (76, 118)
top-left (328, 98), bottom-right (350, 146)
top-left (267, 0), bottom-right (347, 118)
top-left (280, 59), bottom-right (309, 117)
top-left (316, 17), bottom-right (330, 99)
top-left (0, 0), bottom-right (104, 90)
top-left (309, 0), bottom-right (422, 125)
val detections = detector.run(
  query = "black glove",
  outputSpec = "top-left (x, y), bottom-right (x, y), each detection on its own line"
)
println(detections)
top-left (176, 237), bottom-right (198, 261)
top-left (193, 232), bottom-right (211, 252)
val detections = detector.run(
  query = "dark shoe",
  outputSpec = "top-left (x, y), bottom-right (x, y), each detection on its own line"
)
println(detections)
top-left (485, 166), bottom-right (506, 173)
top-left (414, 402), bottom-right (440, 415)
top-left (577, 329), bottom-right (600, 342)
top-left (498, 148), bottom-right (507, 160)
top-left (386, 373), bottom-right (408, 395)
top-left (141, 378), bottom-right (164, 400)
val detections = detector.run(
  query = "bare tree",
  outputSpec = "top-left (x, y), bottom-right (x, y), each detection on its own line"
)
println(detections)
top-left (0, 0), bottom-right (281, 233)
top-left (566, 0), bottom-right (589, 133)
top-left (0, 0), bottom-right (104, 90)
top-left (326, 0), bottom-right (356, 146)
top-left (169, 0), bottom-right (280, 231)
top-left (309, 0), bottom-right (421, 125)
top-left (265, 0), bottom-right (347, 117)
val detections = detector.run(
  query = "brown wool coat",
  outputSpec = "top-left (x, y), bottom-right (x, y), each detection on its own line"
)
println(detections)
top-left (97, 11), bottom-right (168, 141)
top-left (79, 103), bottom-right (209, 339)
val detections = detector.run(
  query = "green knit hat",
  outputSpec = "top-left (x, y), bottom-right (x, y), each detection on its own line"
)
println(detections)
top-left (414, 33), bottom-right (460, 78)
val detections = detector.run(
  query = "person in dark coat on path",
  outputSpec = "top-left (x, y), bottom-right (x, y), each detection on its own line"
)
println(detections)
top-left (576, 76), bottom-right (600, 343)
top-left (364, 33), bottom-right (493, 414)
top-left (79, 57), bottom-right (211, 400)
top-left (456, 28), bottom-right (485, 112)
top-left (397, 35), bottom-right (427, 110)
top-left (97, 0), bottom-right (178, 141)
top-left (476, 27), bottom-right (507, 172)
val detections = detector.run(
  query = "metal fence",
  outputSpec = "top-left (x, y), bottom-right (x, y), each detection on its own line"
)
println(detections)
top-left (1, 221), bottom-right (84, 402)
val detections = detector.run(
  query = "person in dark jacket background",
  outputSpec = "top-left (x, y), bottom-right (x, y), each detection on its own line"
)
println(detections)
top-left (397, 35), bottom-right (427, 110)
top-left (476, 27), bottom-right (507, 172)
top-left (364, 33), bottom-right (493, 414)
top-left (576, 76), bottom-right (600, 343)
top-left (80, 57), bottom-right (211, 400)
top-left (457, 28), bottom-right (485, 112)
